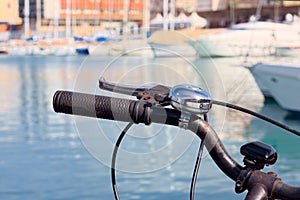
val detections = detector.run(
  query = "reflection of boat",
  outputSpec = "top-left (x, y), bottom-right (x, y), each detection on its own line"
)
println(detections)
top-left (250, 62), bottom-right (300, 113)
top-left (190, 21), bottom-right (300, 57)
top-left (148, 30), bottom-right (197, 57)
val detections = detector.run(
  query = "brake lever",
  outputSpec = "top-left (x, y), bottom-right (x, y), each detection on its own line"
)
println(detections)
top-left (99, 77), bottom-right (171, 106)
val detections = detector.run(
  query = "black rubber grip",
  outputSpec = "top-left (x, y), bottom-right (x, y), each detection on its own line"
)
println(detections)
top-left (53, 90), bottom-right (135, 122)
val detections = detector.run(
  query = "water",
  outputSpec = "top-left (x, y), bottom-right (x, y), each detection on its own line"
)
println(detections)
top-left (0, 55), bottom-right (299, 200)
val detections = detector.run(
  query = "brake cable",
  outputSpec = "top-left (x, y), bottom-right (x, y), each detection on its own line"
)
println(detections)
top-left (212, 100), bottom-right (300, 137)
top-left (189, 114), bottom-right (207, 200)
top-left (111, 123), bottom-right (133, 200)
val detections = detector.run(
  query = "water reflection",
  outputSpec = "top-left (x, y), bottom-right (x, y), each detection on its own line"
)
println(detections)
top-left (13, 56), bottom-right (82, 141)
top-left (248, 99), bottom-right (300, 185)
top-left (0, 55), bottom-right (299, 200)
top-left (18, 58), bottom-right (48, 141)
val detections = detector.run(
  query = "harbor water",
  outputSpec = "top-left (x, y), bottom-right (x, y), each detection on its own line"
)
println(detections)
top-left (0, 55), bottom-right (299, 200)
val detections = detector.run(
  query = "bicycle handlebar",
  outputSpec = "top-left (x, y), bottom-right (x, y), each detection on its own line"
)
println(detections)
top-left (53, 90), bottom-right (134, 122)
top-left (53, 90), bottom-right (300, 200)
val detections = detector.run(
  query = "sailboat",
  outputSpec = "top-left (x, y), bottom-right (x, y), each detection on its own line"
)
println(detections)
top-left (34, 0), bottom-right (75, 56)
top-left (89, 0), bottom-right (152, 57)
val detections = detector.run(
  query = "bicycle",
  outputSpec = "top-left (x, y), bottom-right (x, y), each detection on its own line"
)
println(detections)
top-left (53, 77), bottom-right (300, 200)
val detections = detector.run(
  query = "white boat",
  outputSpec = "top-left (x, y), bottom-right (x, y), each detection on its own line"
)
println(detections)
top-left (190, 21), bottom-right (300, 57)
top-left (50, 45), bottom-right (76, 56)
top-left (0, 31), bottom-right (10, 41)
top-left (250, 62), bottom-right (300, 113)
top-left (88, 44), bottom-right (109, 56)
top-left (148, 30), bottom-right (197, 57)
top-left (275, 43), bottom-right (300, 57)
top-left (88, 42), bottom-right (122, 56)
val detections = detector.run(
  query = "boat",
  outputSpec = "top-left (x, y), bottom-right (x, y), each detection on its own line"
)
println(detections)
top-left (275, 43), bottom-right (300, 57)
top-left (88, 42), bottom-right (123, 56)
top-left (249, 62), bottom-right (300, 113)
top-left (74, 41), bottom-right (90, 55)
top-left (0, 45), bottom-right (8, 54)
top-left (75, 47), bottom-right (89, 55)
top-left (190, 21), bottom-right (300, 57)
top-left (148, 30), bottom-right (197, 57)
top-left (0, 31), bottom-right (10, 42)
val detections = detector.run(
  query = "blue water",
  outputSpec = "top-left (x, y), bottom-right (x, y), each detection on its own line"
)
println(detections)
top-left (0, 55), bottom-right (299, 200)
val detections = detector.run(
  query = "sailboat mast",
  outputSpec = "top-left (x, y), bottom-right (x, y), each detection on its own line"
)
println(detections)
top-left (36, 0), bottom-right (41, 31)
top-left (143, 0), bottom-right (150, 40)
top-left (53, 0), bottom-right (60, 39)
top-left (170, 0), bottom-right (175, 30)
top-left (163, 0), bottom-right (168, 30)
top-left (24, 0), bottom-right (30, 37)
top-left (66, 0), bottom-right (71, 38)
top-left (229, 0), bottom-right (235, 25)
top-left (256, 0), bottom-right (266, 20)
top-left (123, 0), bottom-right (129, 36)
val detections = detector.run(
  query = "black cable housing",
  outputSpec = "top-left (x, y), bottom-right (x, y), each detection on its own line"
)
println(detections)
top-left (212, 100), bottom-right (300, 137)
top-left (189, 114), bottom-right (207, 200)
top-left (189, 139), bottom-right (205, 200)
top-left (111, 123), bottom-right (134, 200)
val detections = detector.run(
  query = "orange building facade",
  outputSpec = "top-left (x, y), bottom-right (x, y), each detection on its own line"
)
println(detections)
top-left (44, 0), bottom-right (144, 22)
top-left (0, 0), bottom-right (22, 25)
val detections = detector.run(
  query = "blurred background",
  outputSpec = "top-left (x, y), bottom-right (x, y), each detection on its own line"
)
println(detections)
top-left (0, 1), bottom-right (300, 200)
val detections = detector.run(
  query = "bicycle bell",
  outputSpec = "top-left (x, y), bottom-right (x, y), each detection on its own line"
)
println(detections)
top-left (169, 84), bottom-right (212, 114)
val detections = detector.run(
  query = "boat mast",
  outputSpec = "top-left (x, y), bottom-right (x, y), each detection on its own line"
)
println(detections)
top-left (24, 0), bottom-right (30, 37)
top-left (36, 0), bottom-right (41, 32)
top-left (143, 0), bottom-right (150, 40)
top-left (170, 0), bottom-right (175, 30)
top-left (229, 0), bottom-right (236, 25)
top-left (71, 0), bottom-right (76, 34)
top-left (163, 0), bottom-right (168, 30)
top-left (109, 0), bottom-right (113, 31)
top-left (274, 0), bottom-right (281, 22)
top-left (256, 0), bottom-right (266, 20)
top-left (65, 0), bottom-right (71, 38)
top-left (53, 0), bottom-right (60, 39)
top-left (123, 0), bottom-right (129, 37)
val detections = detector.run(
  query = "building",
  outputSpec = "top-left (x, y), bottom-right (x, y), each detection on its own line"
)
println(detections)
top-left (0, 0), bottom-right (22, 25)
top-left (43, 0), bottom-right (144, 26)
top-left (176, 0), bottom-right (227, 12)
top-left (15, 0), bottom-right (300, 34)
top-left (173, 0), bottom-right (300, 12)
